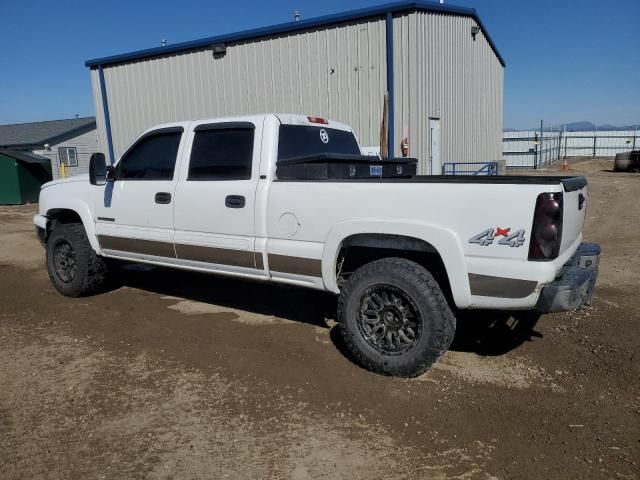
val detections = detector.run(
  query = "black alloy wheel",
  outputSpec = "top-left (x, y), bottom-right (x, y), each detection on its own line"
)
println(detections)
top-left (52, 240), bottom-right (77, 283)
top-left (357, 285), bottom-right (422, 355)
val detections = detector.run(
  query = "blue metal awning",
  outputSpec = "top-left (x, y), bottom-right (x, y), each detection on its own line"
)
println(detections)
top-left (85, 1), bottom-right (505, 68)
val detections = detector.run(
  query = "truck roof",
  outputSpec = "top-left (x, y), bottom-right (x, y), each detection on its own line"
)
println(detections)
top-left (141, 114), bottom-right (353, 135)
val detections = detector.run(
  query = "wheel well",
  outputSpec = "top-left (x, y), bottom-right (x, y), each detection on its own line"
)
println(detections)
top-left (47, 209), bottom-right (83, 231)
top-left (336, 234), bottom-right (453, 302)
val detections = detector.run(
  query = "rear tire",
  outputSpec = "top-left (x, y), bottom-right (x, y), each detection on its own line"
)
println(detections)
top-left (614, 152), bottom-right (631, 172)
top-left (337, 258), bottom-right (456, 377)
top-left (46, 223), bottom-right (108, 297)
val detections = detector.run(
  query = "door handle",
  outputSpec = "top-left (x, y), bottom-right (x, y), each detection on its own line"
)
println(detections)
top-left (225, 195), bottom-right (245, 208)
top-left (155, 192), bottom-right (172, 204)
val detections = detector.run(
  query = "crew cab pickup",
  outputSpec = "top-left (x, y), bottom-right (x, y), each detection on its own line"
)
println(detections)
top-left (34, 114), bottom-right (600, 377)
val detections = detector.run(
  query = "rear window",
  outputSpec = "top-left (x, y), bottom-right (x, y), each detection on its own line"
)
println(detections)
top-left (277, 125), bottom-right (360, 161)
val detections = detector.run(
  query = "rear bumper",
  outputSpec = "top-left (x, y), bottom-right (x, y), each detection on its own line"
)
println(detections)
top-left (536, 242), bottom-right (600, 313)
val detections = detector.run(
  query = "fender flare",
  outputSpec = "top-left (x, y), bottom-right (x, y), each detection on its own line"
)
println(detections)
top-left (321, 219), bottom-right (472, 308)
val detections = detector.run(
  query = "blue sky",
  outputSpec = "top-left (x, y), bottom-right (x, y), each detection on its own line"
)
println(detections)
top-left (0, 0), bottom-right (638, 129)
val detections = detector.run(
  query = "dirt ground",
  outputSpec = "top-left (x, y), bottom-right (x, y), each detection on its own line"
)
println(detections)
top-left (0, 158), bottom-right (638, 479)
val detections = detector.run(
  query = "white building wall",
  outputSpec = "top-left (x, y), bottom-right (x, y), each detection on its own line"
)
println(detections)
top-left (393, 12), bottom-right (504, 173)
top-left (91, 19), bottom-right (387, 159)
top-left (90, 11), bottom-right (503, 171)
top-left (33, 128), bottom-right (99, 180)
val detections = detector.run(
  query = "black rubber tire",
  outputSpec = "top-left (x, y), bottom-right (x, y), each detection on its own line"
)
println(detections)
top-left (337, 258), bottom-right (456, 377)
top-left (614, 153), bottom-right (631, 172)
top-left (46, 223), bottom-right (108, 297)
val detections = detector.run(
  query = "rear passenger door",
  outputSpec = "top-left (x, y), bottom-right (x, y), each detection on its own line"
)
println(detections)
top-left (172, 119), bottom-right (263, 274)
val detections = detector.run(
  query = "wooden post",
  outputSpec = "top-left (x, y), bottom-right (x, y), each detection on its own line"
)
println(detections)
top-left (379, 93), bottom-right (389, 158)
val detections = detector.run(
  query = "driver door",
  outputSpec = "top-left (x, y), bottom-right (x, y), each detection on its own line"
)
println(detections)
top-left (93, 126), bottom-right (185, 261)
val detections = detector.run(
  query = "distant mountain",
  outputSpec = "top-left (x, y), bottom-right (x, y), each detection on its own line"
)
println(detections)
top-left (563, 121), bottom-right (596, 131)
top-left (504, 121), bottom-right (638, 132)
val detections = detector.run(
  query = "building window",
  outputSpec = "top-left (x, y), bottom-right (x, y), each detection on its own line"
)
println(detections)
top-left (59, 147), bottom-right (78, 167)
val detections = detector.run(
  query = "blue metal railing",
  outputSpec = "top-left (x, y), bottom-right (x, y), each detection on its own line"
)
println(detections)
top-left (442, 162), bottom-right (499, 176)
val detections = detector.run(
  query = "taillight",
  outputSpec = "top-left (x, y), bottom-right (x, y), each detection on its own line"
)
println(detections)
top-left (528, 192), bottom-right (563, 261)
top-left (307, 116), bottom-right (328, 124)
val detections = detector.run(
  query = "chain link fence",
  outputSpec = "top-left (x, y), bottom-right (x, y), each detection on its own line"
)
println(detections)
top-left (503, 128), bottom-right (639, 169)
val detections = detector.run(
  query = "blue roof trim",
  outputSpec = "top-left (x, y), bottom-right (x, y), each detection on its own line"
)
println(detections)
top-left (85, 1), bottom-right (505, 68)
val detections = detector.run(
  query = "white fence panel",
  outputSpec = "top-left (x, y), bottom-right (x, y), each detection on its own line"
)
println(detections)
top-left (503, 129), bottom-right (639, 168)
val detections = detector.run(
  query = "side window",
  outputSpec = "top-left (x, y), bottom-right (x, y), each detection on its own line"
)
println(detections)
top-left (117, 130), bottom-right (182, 180)
top-left (188, 126), bottom-right (254, 181)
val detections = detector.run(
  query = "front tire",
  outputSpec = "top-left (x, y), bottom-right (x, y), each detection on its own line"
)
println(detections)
top-left (46, 223), bottom-right (108, 297)
top-left (337, 258), bottom-right (456, 377)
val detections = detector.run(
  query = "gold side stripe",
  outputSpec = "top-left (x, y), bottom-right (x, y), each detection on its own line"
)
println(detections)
top-left (268, 254), bottom-right (322, 277)
top-left (98, 235), bottom-right (176, 258)
top-left (176, 243), bottom-right (255, 269)
top-left (468, 273), bottom-right (537, 299)
top-left (255, 253), bottom-right (264, 270)
top-left (98, 235), bottom-right (320, 277)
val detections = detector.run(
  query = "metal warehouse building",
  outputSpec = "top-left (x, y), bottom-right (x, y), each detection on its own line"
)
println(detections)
top-left (86, 0), bottom-right (504, 174)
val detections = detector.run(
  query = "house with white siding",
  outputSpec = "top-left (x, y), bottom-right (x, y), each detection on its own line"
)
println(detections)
top-left (0, 117), bottom-right (98, 180)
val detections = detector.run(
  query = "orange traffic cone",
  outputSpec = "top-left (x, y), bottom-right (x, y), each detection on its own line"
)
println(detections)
top-left (562, 158), bottom-right (568, 171)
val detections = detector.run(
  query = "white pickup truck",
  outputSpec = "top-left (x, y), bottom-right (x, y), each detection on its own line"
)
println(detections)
top-left (34, 114), bottom-right (600, 377)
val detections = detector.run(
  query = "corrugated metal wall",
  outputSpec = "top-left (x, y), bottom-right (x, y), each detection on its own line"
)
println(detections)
top-left (393, 12), bottom-right (503, 173)
top-left (91, 71), bottom-right (109, 164)
top-left (90, 11), bottom-right (503, 169)
top-left (91, 19), bottom-right (387, 159)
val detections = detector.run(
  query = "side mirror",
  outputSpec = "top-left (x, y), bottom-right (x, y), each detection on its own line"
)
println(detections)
top-left (89, 153), bottom-right (108, 185)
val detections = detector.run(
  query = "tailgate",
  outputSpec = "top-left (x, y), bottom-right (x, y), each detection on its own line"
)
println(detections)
top-left (559, 177), bottom-right (588, 255)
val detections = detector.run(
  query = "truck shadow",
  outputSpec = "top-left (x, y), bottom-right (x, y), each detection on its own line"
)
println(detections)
top-left (114, 263), bottom-right (336, 328)
top-left (114, 263), bottom-right (542, 357)
top-left (450, 310), bottom-right (543, 356)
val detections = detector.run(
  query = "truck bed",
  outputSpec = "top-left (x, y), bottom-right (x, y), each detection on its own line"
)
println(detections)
top-left (275, 175), bottom-right (588, 191)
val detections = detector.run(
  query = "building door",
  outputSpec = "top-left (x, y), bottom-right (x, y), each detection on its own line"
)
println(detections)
top-left (429, 118), bottom-right (441, 175)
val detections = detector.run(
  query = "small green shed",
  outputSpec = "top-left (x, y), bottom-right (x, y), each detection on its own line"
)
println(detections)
top-left (0, 149), bottom-right (53, 204)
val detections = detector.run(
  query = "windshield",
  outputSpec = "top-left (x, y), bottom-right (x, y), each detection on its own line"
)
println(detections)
top-left (277, 125), bottom-right (360, 160)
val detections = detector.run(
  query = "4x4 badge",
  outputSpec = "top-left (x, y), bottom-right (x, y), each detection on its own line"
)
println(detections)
top-left (469, 227), bottom-right (526, 247)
